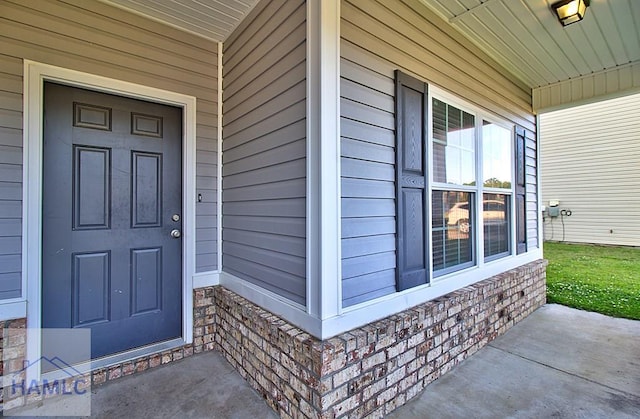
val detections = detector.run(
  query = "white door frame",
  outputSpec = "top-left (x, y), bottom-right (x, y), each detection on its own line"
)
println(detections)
top-left (23, 60), bottom-right (197, 381)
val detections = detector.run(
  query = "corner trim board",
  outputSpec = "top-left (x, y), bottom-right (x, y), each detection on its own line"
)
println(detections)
top-left (217, 41), bottom-right (224, 273)
top-left (306, 0), bottom-right (342, 319)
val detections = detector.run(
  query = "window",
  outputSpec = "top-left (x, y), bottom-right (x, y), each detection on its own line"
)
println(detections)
top-left (431, 99), bottom-right (476, 275)
top-left (395, 71), bottom-right (523, 290)
top-left (482, 121), bottom-right (512, 260)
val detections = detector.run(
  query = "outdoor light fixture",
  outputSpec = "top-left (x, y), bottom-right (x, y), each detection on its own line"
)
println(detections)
top-left (551, 0), bottom-right (589, 26)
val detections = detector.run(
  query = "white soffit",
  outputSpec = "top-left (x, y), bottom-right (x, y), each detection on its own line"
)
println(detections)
top-left (419, 0), bottom-right (640, 91)
top-left (100, 0), bottom-right (260, 42)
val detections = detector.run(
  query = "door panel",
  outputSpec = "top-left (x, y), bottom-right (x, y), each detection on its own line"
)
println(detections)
top-left (42, 82), bottom-right (183, 360)
top-left (73, 145), bottom-right (111, 230)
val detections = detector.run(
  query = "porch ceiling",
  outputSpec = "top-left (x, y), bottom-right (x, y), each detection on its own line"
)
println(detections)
top-left (99, 0), bottom-right (639, 108)
top-left (419, 0), bottom-right (640, 90)
top-left (99, 0), bottom-right (260, 42)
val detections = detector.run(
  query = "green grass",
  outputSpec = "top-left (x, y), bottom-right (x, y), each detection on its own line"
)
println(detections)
top-left (544, 242), bottom-right (640, 320)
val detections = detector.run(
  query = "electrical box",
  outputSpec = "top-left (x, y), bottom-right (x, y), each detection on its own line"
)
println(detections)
top-left (548, 200), bottom-right (560, 217)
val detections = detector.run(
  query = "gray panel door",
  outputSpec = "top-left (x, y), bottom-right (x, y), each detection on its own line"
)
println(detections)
top-left (42, 82), bottom-right (182, 359)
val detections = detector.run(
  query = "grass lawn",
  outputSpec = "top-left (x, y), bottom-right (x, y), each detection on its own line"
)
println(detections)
top-left (544, 241), bottom-right (640, 320)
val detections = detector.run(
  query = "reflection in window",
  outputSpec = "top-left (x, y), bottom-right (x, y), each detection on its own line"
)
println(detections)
top-left (433, 190), bottom-right (474, 273)
top-left (484, 193), bottom-right (510, 259)
top-left (482, 121), bottom-right (512, 188)
top-left (433, 99), bottom-right (475, 186)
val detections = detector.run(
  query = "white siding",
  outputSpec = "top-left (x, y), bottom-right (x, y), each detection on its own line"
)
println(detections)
top-left (0, 0), bottom-right (219, 300)
top-left (222, 0), bottom-right (307, 305)
top-left (540, 93), bottom-right (640, 246)
top-left (341, 0), bottom-right (539, 306)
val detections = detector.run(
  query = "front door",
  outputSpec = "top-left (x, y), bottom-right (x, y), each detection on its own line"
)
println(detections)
top-left (42, 82), bottom-right (183, 359)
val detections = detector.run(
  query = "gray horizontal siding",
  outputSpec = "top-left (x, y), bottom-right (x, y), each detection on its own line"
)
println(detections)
top-left (342, 0), bottom-right (535, 132)
top-left (341, 0), bottom-right (539, 307)
top-left (0, 0), bottom-right (220, 298)
top-left (222, 0), bottom-right (307, 305)
top-left (0, 52), bottom-right (23, 300)
top-left (340, 47), bottom-right (397, 306)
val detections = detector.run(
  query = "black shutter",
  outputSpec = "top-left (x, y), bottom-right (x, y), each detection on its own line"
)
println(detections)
top-left (395, 71), bottom-right (429, 291)
top-left (515, 125), bottom-right (527, 254)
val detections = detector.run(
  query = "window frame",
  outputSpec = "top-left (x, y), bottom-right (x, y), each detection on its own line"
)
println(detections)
top-left (427, 85), bottom-right (517, 281)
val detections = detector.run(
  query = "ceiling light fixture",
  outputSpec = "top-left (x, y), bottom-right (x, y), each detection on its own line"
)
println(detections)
top-left (551, 0), bottom-right (590, 26)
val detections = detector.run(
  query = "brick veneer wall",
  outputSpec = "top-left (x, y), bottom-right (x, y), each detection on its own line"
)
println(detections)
top-left (1, 318), bottom-right (27, 411)
top-left (214, 259), bottom-right (547, 418)
top-left (1, 260), bottom-right (546, 417)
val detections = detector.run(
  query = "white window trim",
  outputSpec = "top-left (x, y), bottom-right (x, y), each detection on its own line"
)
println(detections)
top-left (22, 60), bottom-right (197, 381)
top-left (428, 87), bottom-right (516, 279)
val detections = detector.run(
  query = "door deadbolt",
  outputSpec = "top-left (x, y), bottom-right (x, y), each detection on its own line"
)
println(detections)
top-left (171, 214), bottom-right (180, 222)
top-left (170, 229), bottom-right (181, 238)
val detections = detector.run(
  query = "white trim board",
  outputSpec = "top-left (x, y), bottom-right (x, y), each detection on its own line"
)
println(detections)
top-left (22, 60), bottom-right (197, 382)
top-left (193, 271), bottom-right (220, 288)
top-left (306, 0), bottom-right (342, 320)
top-left (220, 249), bottom-right (541, 340)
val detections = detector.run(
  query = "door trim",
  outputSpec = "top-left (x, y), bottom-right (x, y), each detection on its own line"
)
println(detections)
top-left (23, 60), bottom-right (197, 381)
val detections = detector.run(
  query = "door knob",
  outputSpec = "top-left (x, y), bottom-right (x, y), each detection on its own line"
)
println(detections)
top-left (170, 229), bottom-right (181, 238)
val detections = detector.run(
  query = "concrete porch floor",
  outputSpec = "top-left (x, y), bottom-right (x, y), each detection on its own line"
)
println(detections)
top-left (21, 304), bottom-right (640, 418)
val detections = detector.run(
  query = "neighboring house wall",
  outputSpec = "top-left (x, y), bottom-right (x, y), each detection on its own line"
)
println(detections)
top-left (340, 0), bottom-right (539, 307)
top-left (222, 0), bottom-right (307, 305)
top-left (0, 0), bottom-right (219, 301)
top-left (540, 92), bottom-right (640, 246)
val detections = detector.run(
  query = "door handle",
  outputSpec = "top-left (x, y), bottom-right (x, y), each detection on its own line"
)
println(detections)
top-left (170, 229), bottom-right (181, 238)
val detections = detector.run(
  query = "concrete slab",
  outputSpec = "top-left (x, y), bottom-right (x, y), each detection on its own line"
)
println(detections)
top-left (389, 304), bottom-right (640, 419)
top-left (387, 346), bottom-right (639, 419)
top-left (490, 304), bottom-right (640, 397)
top-left (87, 351), bottom-right (279, 419)
top-left (11, 351), bottom-right (279, 419)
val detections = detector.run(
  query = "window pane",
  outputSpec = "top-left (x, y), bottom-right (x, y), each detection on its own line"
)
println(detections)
top-left (432, 190), bottom-right (474, 272)
top-left (432, 99), bottom-right (476, 186)
top-left (482, 121), bottom-right (512, 188)
top-left (483, 193), bottom-right (510, 259)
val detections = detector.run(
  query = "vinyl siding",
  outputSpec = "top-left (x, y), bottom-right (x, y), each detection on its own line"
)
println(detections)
top-left (540, 93), bottom-right (640, 246)
top-left (222, 0), bottom-right (306, 305)
top-left (0, 0), bottom-right (219, 301)
top-left (533, 62), bottom-right (640, 112)
top-left (341, 0), bottom-right (538, 306)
